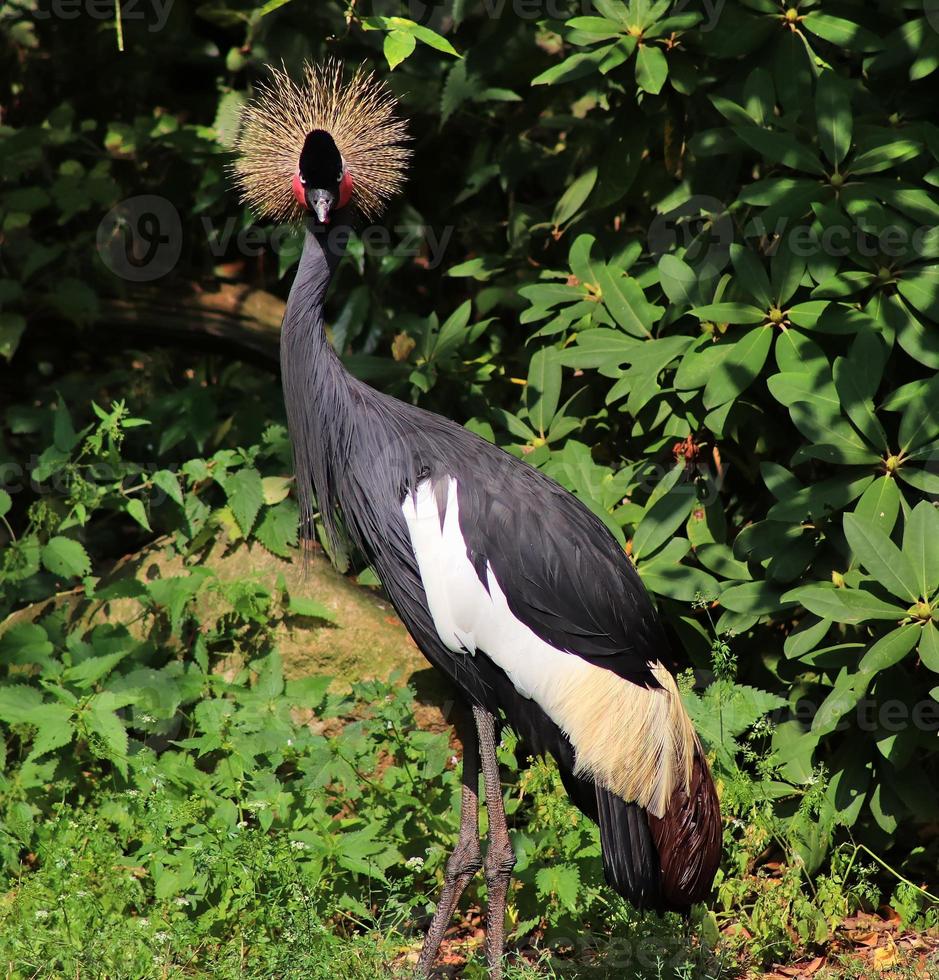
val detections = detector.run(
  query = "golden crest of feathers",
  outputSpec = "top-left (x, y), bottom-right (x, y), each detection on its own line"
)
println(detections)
top-left (233, 60), bottom-right (411, 223)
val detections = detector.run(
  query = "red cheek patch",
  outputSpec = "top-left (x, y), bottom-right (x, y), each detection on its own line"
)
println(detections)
top-left (292, 173), bottom-right (307, 209)
top-left (338, 170), bottom-right (354, 209)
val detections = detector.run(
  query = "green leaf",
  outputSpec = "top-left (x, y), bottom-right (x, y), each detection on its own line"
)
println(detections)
top-left (27, 704), bottom-right (75, 761)
top-left (632, 481), bottom-right (696, 561)
top-left (735, 126), bottom-right (825, 176)
top-left (784, 616), bottom-right (832, 660)
top-left (558, 330), bottom-right (639, 371)
top-left (815, 71), bottom-right (852, 167)
top-left (566, 15), bottom-right (624, 39)
top-left (730, 244), bottom-right (772, 307)
top-left (532, 48), bottom-right (612, 86)
top-left (535, 864), bottom-right (581, 912)
top-left (406, 21), bottom-right (461, 57)
top-left (782, 585), bottom-right (906, 623)
top-left (41, 536), bottom-right (91, 579)
top-left (897, 309), bottom-right (939, 369)
top-left (553, 167), bottom-right (597, 227)
top-left (903, 502), bottom-right (939, 598)
top-left (784, 585), bottom-right (904, 624)
top-left (639, 558), bottom-right (719, 602)
top-left (859, 624), bottom-right (920, 676)
top-left (854, 477), bottom-right (900, 536)
top-left (843, 512), bottom-right (921, 601)
top-left (832, 356), bottom-right (887, 451)
top-left (635, 45), bottom-right (667, 95)
top-left (152, 469), bottom-right (183, 506)
top-left (849, 140), bottom-right (923, 175)
top-left (786, 302), bottom-right (832, 329)
top-left (384, 30), bottom-right (416, 70)
top-left (0, 623), bottom-right (53, 665)
top-left (0, 684), bottom-right (44, 724)
top-left (126, 498), bottom-right (151, 532)
top-left (0, 312), bottom-right (26, 361)
top-left (362, 16), bottom-right (459, 58)
top-left (801, 12), bottom-right (883, 52)
top-left (254, 499), bottom-right (299, 558)
top-left (596, 265), bottom-right (658, 337)
top-left (920, 622), bottom-right (939, 673)
top-left (692, 302), bottom-right (765, 324)
top-left (0, 488), bottom-right (10, 518)
top-left (898, 375), bottom-right (939, 452)
top-left (569, 234), bottom-right (602, 287)
top-left (702, 325), bottom-right (772, 409)
top-left (719, 580), bottom-right (792, 615)
top-left (224, 467), bottom-right (264, 537)
top-left (63, 649), bottom-right (131, 689)
top-left (526, 347), bottom-right (562, 435)
top-left (85, 700), bottom-right (129, 777)
top-left (897, 266), bottom-right (939, 323)
top-left (657, 254), bottom-right (697, 306)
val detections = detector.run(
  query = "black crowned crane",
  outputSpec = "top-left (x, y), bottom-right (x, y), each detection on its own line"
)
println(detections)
top-left (234, 61), bottom-right (721, 978)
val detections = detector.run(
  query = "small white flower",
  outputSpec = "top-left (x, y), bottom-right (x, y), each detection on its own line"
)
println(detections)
top-left (449, 756), bottom-right (458, 767)
top-left (286, 738), bottom-right (293, 747)
top-left (290, 840), bottom-right (307, 851)
top-left (154, 931), bottom-right (169, 943)
top-left (405, 856), bottom-right (424, 870)
top-left (174, 897), bottom-right (189, 907)
top-left (34, 910), bottom-right (49, 920)
top-left (138, 918), bottom-right (150, 927)
top-left (385, 720), bottom-right (393, 730)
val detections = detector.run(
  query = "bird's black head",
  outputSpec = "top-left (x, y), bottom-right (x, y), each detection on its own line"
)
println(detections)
top-left (292, 129), bottom-right (354, 226)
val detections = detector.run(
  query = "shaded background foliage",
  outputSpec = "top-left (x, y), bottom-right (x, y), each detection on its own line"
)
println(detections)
top-left (1, 0), bottom-right (939, 971)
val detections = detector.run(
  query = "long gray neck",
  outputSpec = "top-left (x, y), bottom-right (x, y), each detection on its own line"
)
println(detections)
top-left (280, 211), bottom-right (356, 555)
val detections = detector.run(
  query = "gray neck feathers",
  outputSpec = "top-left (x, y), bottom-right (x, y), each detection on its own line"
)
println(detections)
top-left (280, 213), bottom-right (357, 558)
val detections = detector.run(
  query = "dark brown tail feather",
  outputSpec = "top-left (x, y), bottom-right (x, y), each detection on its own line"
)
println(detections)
top-left (647, 738), bottom-right (721, 909)
top-left (595, 785), bottom-right (662, 909)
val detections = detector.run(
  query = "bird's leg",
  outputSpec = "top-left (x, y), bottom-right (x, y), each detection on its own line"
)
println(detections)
top-left (416, 710), bottom-right (481, 978)
top-left (473, 704), bottom-right (516, 980)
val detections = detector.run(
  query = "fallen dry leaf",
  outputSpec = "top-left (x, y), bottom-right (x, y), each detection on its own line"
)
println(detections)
top-left (873, 944), bottom-right (898, 969)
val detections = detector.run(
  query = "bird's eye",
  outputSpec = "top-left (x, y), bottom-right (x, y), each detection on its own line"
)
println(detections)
top-left (298, 174), bottom-right (306, 185)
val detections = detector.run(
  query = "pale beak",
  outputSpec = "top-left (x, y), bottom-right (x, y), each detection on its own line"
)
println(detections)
top-left (309, 188), bottom-right (335, 225)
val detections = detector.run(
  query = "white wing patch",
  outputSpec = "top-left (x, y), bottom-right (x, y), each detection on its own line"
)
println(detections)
top-left (402, 476), bottom-right (694, 818)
